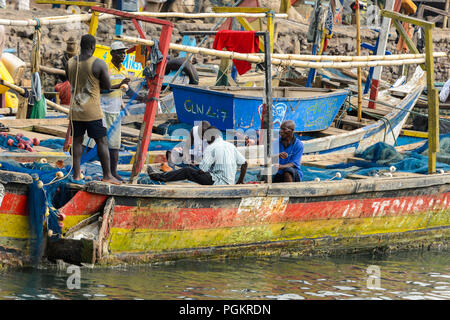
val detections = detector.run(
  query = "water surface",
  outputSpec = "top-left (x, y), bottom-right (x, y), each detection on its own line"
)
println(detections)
top-left (0, 250), bottom-right (449, 300)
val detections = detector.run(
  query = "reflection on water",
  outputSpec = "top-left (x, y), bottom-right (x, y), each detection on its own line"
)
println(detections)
top-left (0, 250), bottom-right (449, 300)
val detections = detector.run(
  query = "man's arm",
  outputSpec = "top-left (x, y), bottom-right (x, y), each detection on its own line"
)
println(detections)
top-left (182, 130), bottom-right (194, 164)
top-left (92, 58), bottom-right (111, 91)
top-left (236, 162), bottom-right (248, 184)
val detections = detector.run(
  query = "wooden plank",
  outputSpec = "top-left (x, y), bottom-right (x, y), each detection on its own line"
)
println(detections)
top-left (33, 125), bottom-right (68, 138)
top-left (0, 118), bottom-right (68, 128)
top-left (97, 197), bottom-right (115, 259)
top-left (339, 115), bottom-right (375, 128)
top-left (65, 212), bottom-right (101, 238)
top-left (317, 126), bottom-right (348, 136)
top-left (401, 129), bottom-right (428, 138)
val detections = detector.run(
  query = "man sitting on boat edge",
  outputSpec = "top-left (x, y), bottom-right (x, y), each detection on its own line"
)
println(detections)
top-left (148, 126), bottom-right (248, 185)
top-left (273, 120), bottom-right (304, 183)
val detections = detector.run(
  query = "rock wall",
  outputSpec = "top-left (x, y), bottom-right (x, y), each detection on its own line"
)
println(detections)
top-left (1, 5), bottom-right (449, 91)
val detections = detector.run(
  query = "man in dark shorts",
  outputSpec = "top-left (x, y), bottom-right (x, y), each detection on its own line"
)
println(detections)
top-left (273, 120), bottom-right (304, 183)
top-left (66, 34), bottom-right (121, 185)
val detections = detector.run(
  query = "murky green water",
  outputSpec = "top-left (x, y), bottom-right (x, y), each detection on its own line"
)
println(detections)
top-left (0, 250), bottom-right (449, 300)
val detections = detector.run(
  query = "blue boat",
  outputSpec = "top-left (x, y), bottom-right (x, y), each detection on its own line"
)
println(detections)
top-left (170, 84), bottom-right (350, 132)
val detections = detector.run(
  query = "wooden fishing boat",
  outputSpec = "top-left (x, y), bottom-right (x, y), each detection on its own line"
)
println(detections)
top-left (2, 146), bottom-right (449, 268)
top-left (171, 84), bottom-right (350, 132)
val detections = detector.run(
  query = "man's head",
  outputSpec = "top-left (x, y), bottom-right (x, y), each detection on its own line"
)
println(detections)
top-left (280, 120), bottom-right (295, 141)
top-left (66, 36), bottom-right (78, 58)
top-left (110, 41), bottom-right (127, 65)
top-left (80, 34), bottom-right (96, 56)
top-left (204, 126), bottom-right (221, 145)
top-left (199, 120), bottom-right (211, 138)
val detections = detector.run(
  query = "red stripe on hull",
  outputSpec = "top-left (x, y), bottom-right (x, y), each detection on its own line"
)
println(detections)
top-left (111, 193), bottom-right (450, 230)
top-left (59, 191), bottom-right (107, 216)
top-left (0, 193), bottom-right (27, 216)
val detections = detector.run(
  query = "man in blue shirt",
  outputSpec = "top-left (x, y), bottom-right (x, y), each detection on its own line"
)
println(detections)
top-left (273, 120), bottom-right (304, 183)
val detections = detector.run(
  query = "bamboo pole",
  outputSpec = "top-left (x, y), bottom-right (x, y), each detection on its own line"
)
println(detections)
top-left (266, 52), bottom-right (446, 62)
top-left (0, 80), bottom-right (69, 114)
top-left (356, 0), bottom-right (363, 122)
top-left (115, 35), bottom-right (438, 69)
top-left (0, 12), bottom-right (288, 27)
top-left (134, 12), bottom-right (288, 19)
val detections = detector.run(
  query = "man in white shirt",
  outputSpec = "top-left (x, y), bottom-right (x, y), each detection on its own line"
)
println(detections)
top-left (148, 126), bottom-right (248, 185)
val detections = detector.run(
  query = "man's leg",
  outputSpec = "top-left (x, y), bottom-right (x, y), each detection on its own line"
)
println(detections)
top-left (72, 135), bottom-right (84, 180)
top-left (109, 149), bottom-right (122, 181)
top-left (149, 167), bottom-right (213, 185)
top-left (87, 119), bottom-right (121, 184)
top-left (104, 112), bottom-right (122, 181)
top-left (94, 136), bottom-right (121, 184)
top-left (282, 167), bottom-right (300, 183)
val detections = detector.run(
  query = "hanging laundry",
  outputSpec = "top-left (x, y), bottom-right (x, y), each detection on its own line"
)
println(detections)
top-left (30, 72), bottom-right (47, 119)
top-left (212, 30), bottom-right (260, 75)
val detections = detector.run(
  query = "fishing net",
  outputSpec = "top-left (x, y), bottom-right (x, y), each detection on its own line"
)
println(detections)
top-left (0, 160), bottom-right (72, 264)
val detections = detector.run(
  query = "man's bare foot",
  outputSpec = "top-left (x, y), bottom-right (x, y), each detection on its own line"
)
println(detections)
top-left (101, 176), bottom-right (122, 185)
top-left (112, 173), bottom-right (124, 182)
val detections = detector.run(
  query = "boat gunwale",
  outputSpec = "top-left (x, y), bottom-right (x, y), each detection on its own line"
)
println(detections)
top-left (84, 173), bottom-right (450, 199)
top-left (170, 84), bottom-right (350, 101)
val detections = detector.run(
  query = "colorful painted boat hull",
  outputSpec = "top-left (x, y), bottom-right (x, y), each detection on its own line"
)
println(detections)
top-left (0, 171), bottom-right (105, 268)
top-left (82, 173), bottom-right (450, 264)
top-left (171, 84), bottom-right (349, 132)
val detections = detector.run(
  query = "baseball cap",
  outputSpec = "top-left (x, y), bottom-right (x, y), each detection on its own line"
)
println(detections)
top-left (110, 41), bottom-right (127, 51)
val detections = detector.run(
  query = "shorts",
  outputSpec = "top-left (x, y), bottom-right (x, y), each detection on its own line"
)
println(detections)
top-left (72, 119), bottom-right (107, 140)
top-left (273, 167), bottom-right (301, 183)
top-left (104, 112), bottom-right (121, 150)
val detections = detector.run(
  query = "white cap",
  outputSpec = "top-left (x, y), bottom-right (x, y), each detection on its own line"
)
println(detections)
top-left (110, 41), bottom-right (127, 51)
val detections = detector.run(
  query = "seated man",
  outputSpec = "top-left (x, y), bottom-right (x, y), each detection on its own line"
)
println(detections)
top-left (166, 120), bottom-right (211, 169)
top-left (273, 120), bottom-right (304, 183)
top-left (148, 126), bottom-right (248, 185)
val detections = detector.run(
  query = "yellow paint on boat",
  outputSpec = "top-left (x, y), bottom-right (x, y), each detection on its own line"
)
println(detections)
top-left (108, 210), bottom-right (450, 253)
top-left (0, 214), bottom-right (30, 239)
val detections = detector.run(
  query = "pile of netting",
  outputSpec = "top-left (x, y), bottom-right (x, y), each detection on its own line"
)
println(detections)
top-left (301, 134), bottom-right (450, 182)
top-left (0, 160), bottom-right (73, 264)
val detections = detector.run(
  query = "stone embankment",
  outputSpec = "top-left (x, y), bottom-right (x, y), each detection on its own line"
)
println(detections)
top-left (1, 5), bottom-right (449, 91)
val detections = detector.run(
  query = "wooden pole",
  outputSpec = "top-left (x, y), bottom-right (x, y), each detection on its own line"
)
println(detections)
top-left (424, 25), bottom-right (439, 174)
top-left (263, 28), bottom-right (273, 184)
top-left (356, 0), bottom-right (363, 121)
top-left (0, 80), bottom-right (69, 114)
top-left (116, 35), bottom-right (437, 69)
top-left (444, 0), bottom-right (450, 29)
top-left (369, 0), bottom-right (395, 110)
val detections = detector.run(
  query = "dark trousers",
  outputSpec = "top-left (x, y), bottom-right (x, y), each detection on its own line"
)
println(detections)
top-left (152, 167), bottom-right (214, 185)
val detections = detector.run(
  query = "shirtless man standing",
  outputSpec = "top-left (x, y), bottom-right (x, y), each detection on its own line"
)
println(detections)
top-left (66, 34), bottom-right (121, 184)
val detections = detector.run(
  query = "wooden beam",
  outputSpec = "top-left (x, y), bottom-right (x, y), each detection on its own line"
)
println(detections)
top-left (424, 23), bottom-right (438, 174)
top-left (36, 0), bottom-right (105, 7)
top-left (381, 9), bottom-right (435, 28)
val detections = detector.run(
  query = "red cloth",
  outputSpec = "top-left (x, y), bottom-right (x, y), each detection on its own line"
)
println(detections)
top-left (212, 30), bottom-right (260, 75)
top-left (55, 80), bottom-right (71, 106)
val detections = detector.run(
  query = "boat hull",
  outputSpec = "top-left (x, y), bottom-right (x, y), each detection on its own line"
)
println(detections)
top-left (83, 174), bottom-right (450, 265)
top-left (171, 85), bottom-right (349, 132)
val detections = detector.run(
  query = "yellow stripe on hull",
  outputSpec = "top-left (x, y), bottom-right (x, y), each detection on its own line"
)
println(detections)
top-left (0, 214), bottom-right (30, 239)
top-left (109, 210), bottom-right (450, 253)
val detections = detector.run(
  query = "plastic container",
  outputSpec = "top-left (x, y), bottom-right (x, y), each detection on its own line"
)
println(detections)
top-left (0, 61), bottom-right (14, 94)
top-left (1, 52), bottom-right (26, 81)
